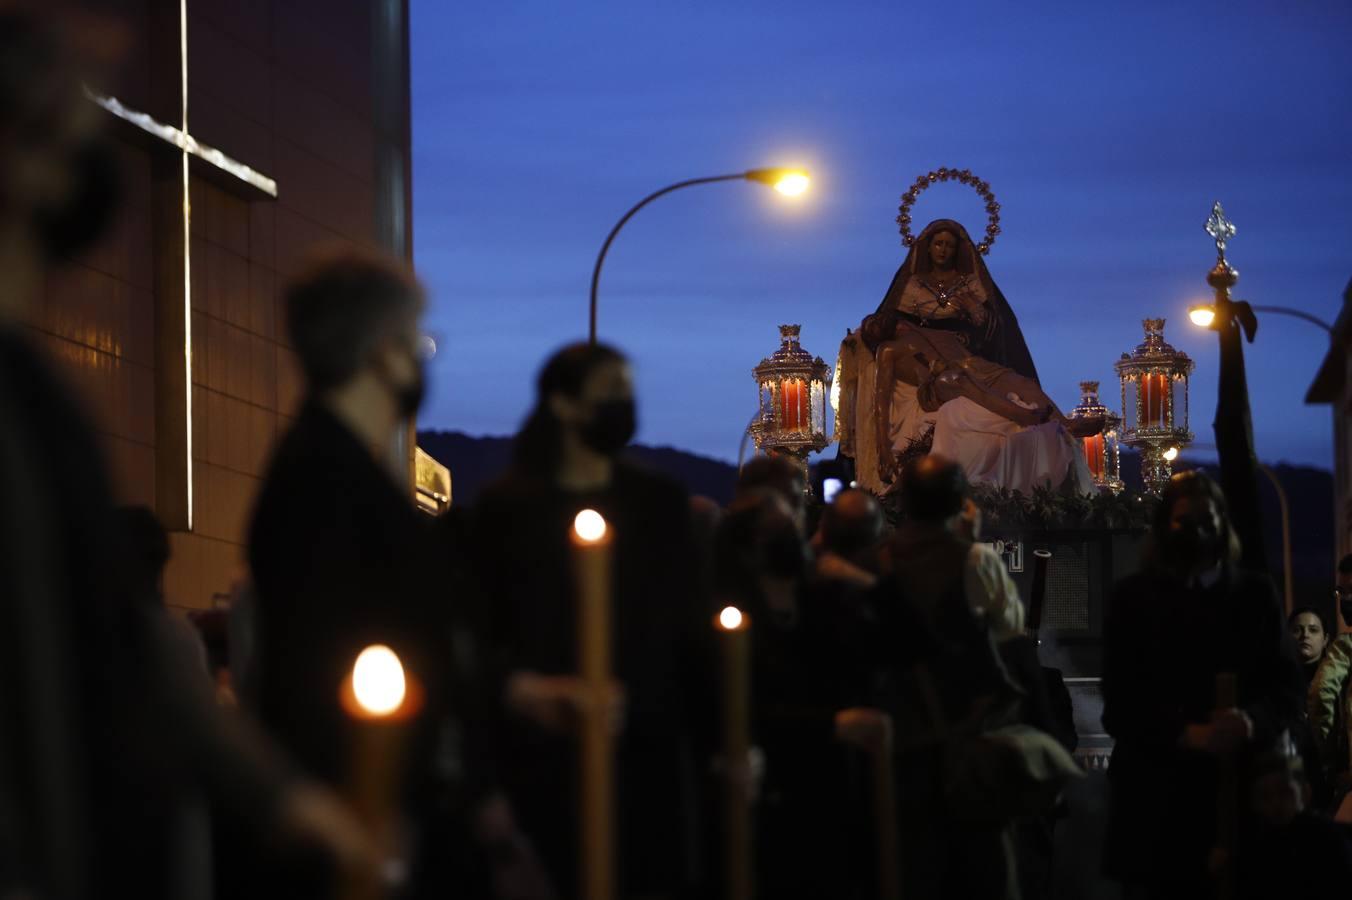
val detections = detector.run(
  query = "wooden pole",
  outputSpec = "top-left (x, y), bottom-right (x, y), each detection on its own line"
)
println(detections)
top-left (572, 510), bottom-right (616, 900)
top-left (1214, 672), bottom-right (1238, 900)
top-left (870, 720), bottom-right (899, 900)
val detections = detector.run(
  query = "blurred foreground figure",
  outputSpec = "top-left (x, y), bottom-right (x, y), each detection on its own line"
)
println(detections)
top-left (472, 343), bottom-right (708, 900)
top-left (249, 253), bottom-right (535, 898)
top-left (1237, 746), bottom-right (1352, 899)
top-left (1102, 471), bottom-right (1302, 899)
top-left (716, 489), bottom-right (883, 900)
top-left (0, 12), bottom-right (373, 899)
top-left (876, 455), bottom-right (1077, 900)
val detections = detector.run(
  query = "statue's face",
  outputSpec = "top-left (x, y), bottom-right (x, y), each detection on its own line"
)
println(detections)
top-left (928, 230), bottom-right (958, 269)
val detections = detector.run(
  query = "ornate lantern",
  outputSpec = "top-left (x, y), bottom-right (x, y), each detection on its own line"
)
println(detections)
top-left (1067, 381), bottom-right (1123, 494)
top-left (1114, 318), bottom-right (1194, 493)
top-left (747, 324), bottom-right (832, 487)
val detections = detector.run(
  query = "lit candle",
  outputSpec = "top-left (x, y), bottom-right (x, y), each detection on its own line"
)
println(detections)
top-left (780, 378), bottom-right (804, 431)
top-left (340, 644), bottom-right (420, 900)
top-left (571, 509), bottom-right (615, 900)
top-left (1142, 373), bottom-right (1167, 428)
top-left (715, 605), bottom-right (752, 900)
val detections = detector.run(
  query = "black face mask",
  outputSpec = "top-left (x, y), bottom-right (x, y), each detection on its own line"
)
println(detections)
top-left (35, 137), bottom-right (122, 262)
top-left (580, 397), bottom-right (636, 456)
top-left (395, 360), bottom-right (426, 419)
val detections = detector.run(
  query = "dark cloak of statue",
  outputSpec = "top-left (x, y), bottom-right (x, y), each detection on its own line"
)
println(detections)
top-left (873, 218), bottom-right (1040, 385)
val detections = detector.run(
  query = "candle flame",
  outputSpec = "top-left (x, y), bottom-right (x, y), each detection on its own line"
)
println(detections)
top-left (718, 606), bottom-right (744, 630)
top-left (574, 509), bottom-right (608, 543)
top-left (352, 644), bottom-right (406, 716)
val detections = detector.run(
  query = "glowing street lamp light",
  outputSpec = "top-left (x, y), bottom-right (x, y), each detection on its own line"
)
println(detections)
top-left (588, 167), bottom-right (812, 344)
top-left (1188, 305), bottom-right (1217, 328)
top-left (1188, 301), bottom-right (1330, 336)
top-left (745, 168), bottom-right (811, 196)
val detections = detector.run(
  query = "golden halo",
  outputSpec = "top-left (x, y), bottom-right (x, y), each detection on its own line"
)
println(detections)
top-left (896, 167), bottom-right (1001, 255)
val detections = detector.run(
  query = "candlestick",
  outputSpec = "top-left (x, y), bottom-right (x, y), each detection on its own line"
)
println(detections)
top-left (715, 605), bottom-right (752, 900)
top-left (340, 644), bottom-right (420, 900)
top-left (871, 725), bottom-right (899, 900)
top-left (572, 509), bottom-right (616, 900)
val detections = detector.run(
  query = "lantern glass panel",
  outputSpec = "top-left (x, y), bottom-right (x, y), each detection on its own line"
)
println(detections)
top-left (1172, 376), bottom-right (1188, 432)
top-left (760, 382), bottom-right (775, 424)
top-left (810, 379), bottom-right (826, 434)
top-left (1123, 379), bottom-right (1139, 432)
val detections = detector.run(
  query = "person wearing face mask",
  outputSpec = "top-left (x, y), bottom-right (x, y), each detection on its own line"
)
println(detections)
top-left (712, 489), bottom-right (885, 900)
top-left (471, 343), bottom-right (709, 900)
top-left (247, 252), bottom-right (514, 897)
top-left (1309, 554), bottom-right (1352, 821)
top-left (1101, 471), bottom-right (1303, 899)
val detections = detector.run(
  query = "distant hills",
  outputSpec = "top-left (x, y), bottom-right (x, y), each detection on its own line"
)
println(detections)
top-left (418, 430), bottom-right (1336, 610)
top-left (416, 430), bottom-right (741, 506)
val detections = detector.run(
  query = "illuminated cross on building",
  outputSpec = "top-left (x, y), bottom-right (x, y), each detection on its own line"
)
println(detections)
top-left (88, 0), bottom-right (277, 531)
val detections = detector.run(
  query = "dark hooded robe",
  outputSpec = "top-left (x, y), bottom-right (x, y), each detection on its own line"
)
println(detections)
top-left (873, 218), bottom-right (1039, 385)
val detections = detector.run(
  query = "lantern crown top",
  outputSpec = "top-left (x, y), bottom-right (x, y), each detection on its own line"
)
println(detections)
top-left (755, 323), bottom-right (828, 380)
top-left (1114, 317), bottom-right (1195, 377)
top-left (1068, 378), bottom-right (1118, 426)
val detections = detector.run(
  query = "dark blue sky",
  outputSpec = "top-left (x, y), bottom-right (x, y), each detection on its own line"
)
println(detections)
top-left (410, 0), bottom-right (1352, 469)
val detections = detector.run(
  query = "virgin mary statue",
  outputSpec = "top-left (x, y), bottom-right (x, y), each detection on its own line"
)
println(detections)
top-left (837, 218), bottom-right (1094, 495)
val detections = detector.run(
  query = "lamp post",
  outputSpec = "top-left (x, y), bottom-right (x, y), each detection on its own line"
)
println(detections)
top-left (588, 168), bottom-right (810, 344)
top-left (1189, 303), bottom-right (1332, 336)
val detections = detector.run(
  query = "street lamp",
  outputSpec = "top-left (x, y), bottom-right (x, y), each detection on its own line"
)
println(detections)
top-left (1189, 302), bottom-right (1331, 335)
top-left (588, 167), bottom-right (811, 344)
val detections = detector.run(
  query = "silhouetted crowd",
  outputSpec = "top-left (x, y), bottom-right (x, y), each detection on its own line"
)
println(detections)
top-left (3, 10), bottom-right (1352, 900)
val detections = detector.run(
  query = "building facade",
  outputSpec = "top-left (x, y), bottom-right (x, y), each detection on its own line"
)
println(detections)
top-left (25, 0), bottom-right (412, 611)
top-left (1305, 278), bottom-right (1352, 563)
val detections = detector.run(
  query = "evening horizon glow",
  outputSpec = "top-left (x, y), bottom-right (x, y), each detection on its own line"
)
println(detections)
top-left (411, 0), bottom-right (1352, 470)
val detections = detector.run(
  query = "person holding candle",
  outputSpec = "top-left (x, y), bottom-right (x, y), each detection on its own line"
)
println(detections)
top-left (712, 488), bottom-right (886, 899)
top-left (248, 252), bottom-right (527, 898)
top-left (471, 343), bottom-right (711, 900)
top-left (1101, 471), bottom-right (1304, 898)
